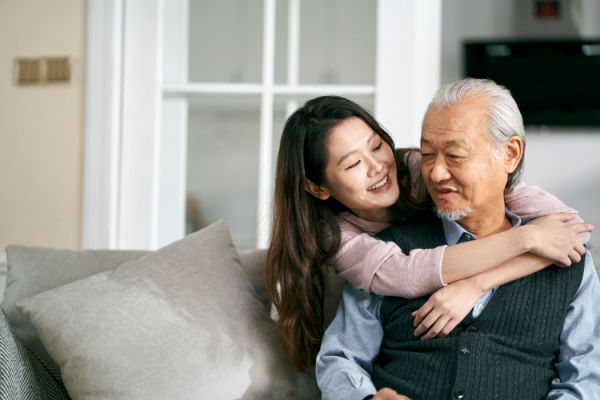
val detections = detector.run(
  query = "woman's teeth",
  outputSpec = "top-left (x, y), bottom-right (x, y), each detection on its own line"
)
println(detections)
top-left (368, 175), bottom-right (388, 191)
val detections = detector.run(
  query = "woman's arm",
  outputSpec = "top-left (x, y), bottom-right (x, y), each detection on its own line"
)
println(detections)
top-left (441, 213), bottom-right (591, 283)
top-left (334, 213), bottom-right (591, 298)
top-left (332, 219), bottom-right (446, 298)
top-left (505, 181), bottom-right (591, 243)
top-left (412, 253), bottom-right (560, 340)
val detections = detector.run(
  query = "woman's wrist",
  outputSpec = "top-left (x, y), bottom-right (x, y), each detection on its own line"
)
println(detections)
top-left (516, 224), bottom-right (537, 254)
top-left (465, 274), bottom-right (491, 294)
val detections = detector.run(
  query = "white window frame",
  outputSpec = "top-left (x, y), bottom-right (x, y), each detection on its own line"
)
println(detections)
top-left (83, 0), bottom-right (441, 250)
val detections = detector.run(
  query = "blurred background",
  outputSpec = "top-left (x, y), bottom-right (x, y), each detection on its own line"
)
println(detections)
top-left (1, 0), bottom-right (599, 273)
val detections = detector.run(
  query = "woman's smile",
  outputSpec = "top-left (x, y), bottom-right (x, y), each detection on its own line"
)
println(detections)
top-left (367, 174), bottom-right (391, 192)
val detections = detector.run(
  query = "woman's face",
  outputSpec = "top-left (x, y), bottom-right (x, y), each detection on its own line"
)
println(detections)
top-left (313, 117), bottom-right (399, 222)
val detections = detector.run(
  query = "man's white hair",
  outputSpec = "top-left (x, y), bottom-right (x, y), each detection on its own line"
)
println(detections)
top-left (428, 78), bottom-right (526, 189)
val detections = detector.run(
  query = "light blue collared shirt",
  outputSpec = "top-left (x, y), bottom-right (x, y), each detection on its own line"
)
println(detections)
top-left (316, 212), bottom-right (600, 400)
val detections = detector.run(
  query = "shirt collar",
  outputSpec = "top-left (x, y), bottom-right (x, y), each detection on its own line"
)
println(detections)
top-left (441, 208), bottom-right (522, 245)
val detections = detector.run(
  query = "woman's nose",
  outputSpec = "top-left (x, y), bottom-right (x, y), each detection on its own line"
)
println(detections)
top-left (366, 155), bottom-right (384, 176)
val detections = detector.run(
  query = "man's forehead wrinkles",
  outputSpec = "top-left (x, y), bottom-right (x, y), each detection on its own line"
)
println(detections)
top-left (422, 123), bottom-right (464, 135)
top-left (421, 130), bottom-right (468, 145)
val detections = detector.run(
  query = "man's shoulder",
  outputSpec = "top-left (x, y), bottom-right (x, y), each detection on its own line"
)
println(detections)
top-left (376, 216), bottom-right (446, 254)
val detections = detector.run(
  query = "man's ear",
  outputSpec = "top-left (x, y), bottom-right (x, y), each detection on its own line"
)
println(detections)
top-left (304, 178), bottom-right (331, 200)
top-left (503, 135), bottom-right (523, 174)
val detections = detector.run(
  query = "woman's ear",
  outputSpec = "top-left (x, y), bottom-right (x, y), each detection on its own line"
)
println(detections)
top-left (304, 178), bottom-right (331, 200)
top-left (504, 135), bottom-right (523, 174)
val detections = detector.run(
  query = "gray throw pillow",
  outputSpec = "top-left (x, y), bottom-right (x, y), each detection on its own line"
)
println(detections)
top-left (16, 221), bottom-right (318, 400)
top-left (1, 244), bottom-right (148, 375)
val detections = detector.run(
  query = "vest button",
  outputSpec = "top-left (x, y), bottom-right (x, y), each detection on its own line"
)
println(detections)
top-left (460, 347), bottom-right (470, 355)
top-left (454, 390), bottom-right (465, 399)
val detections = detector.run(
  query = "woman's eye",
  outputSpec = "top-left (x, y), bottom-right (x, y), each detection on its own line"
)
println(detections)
top-left (373, 142), bottom-right (383, 151)
top-left (346, 160), bottom-right (360, 170)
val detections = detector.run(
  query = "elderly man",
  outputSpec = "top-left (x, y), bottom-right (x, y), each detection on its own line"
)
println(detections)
top-left (316, 78), bottom-right (600, 400)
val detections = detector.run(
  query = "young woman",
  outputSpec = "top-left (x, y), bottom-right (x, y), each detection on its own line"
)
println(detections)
top-left (265, 95), bottom-right (592, 372)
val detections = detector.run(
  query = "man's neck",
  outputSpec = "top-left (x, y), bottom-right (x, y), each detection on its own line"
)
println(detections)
top-left (457, 205), bottom-right (512, 238)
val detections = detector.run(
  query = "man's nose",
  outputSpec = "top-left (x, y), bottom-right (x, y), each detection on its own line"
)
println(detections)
top-left (429, 156), bottom-right (451, 183)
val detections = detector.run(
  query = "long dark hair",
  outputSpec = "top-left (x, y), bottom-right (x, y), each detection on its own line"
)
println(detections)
top-left (265, 96), bottom-right (427, 371)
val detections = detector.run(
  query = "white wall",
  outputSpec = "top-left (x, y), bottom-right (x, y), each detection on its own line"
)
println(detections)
top-left (523, 131), bottom-right (600, 250)
top-left (0, 0), bottom-right (86, 252)
top-left (441, 0), bottom-right (600, 249)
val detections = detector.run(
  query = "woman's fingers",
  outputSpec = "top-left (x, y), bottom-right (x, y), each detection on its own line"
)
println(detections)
top-left (414, 309), bottom-right (441, 337)
top-left (436, 318), bottom-right (459, 338)
top-left (572, 222), bottom-right (594, 234)
top-left (412, 302), bottom-right (433, 328)
top-left (555, 212), bottom-right (576, 222)
top-left (560, 255), bottom-right (571, 267)
top-left (574, 242), bottom-right (586, 256)
top-left (420, 315), bottom-right (451, 340)
top-left (568, 249), bottom-right (582, 264)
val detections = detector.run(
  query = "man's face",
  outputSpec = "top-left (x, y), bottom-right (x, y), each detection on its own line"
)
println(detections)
top-left (420, 97), bottom-right (511, 224)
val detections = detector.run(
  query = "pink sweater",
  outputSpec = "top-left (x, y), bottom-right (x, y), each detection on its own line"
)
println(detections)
top-left (331, 151), bottom-right (588, 298)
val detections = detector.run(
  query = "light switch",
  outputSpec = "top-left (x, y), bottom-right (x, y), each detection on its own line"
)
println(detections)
top-left (15, 58), bottom-right (42, 84)
top-left (14, 56), bottom-right (71, 85)
top-left (45, 57), bottom-right (71, 82)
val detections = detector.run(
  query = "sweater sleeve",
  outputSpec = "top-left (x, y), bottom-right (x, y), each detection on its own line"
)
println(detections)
top-left (505, 182), bottom-right (590, 244)
top-left (331, 221), bottom-right (446, 298)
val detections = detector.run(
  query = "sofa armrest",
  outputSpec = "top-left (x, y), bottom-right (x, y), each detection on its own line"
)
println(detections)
top-left (0, 309), bottom-right (70, 400)
top-left (239, 249), bottom-right (269, 311)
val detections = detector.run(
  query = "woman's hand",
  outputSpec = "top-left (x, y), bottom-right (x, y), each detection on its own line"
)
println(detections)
top-left (412, 279), bottom-right (484, 340)
top-left (370, 388), bottom-right (412, 400)
top-left (525, 213), bottom-right (593, 267)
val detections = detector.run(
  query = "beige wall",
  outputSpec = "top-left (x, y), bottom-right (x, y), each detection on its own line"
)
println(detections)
top-left (0, 0), bottom-right (86, 251)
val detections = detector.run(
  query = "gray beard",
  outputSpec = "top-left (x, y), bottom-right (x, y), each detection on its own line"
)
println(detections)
top-left (436, 206), bottom-right (473, 221)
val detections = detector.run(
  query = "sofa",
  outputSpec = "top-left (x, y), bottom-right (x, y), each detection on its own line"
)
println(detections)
top-left (2, 220), bottom-right (598, 400)
top-left (0, 221), bottom-right (332, 400)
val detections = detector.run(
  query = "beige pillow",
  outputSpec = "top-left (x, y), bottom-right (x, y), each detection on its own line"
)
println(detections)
top-left (17, 221), bottom-right (318, 400)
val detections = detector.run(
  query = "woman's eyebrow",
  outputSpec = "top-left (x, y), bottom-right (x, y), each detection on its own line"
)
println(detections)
top-left (336, 132), bottom-right (377, 166)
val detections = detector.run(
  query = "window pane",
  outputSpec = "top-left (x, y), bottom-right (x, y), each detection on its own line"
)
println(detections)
top-left (274, 0), bottom-right (289, 84)
top-left (186, 96), bottom-right (260, 250)
top-left (299, 0), bottom-right (376, 85)
top-left (188, 0), bottom-right (263, 83)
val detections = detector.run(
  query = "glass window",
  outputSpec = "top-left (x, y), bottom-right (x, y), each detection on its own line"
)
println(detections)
top-left (185, 96), bottom-right (261, 250)
top-left (188, 0), bottom-right (264, 83)
top-left (299, 0), bottom-right (376, 85)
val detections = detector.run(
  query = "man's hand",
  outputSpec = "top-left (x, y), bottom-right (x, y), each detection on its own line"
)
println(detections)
top-left (369, 387), bottom-right (412, 400)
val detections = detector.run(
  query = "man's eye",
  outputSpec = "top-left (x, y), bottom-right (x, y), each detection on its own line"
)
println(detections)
top-left (448, 154), bottom-right (463, 159)
top-left (346, 160), bottom-right (360, 170)
top-left (420, 152), bottom-right (433, 158)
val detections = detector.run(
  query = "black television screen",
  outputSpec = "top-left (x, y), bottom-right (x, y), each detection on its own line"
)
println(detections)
top-left (464, 39), bottom-right (600, 126)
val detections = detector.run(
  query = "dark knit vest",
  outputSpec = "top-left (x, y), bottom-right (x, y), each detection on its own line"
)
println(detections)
top-left (371, 217), bottom-right (585, 400)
